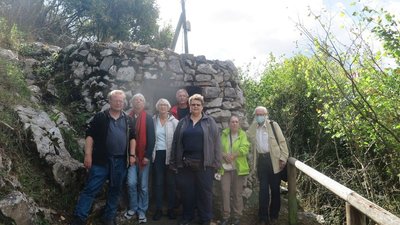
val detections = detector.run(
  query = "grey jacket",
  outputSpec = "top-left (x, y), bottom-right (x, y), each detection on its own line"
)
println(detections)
top-left (152, 114), bottom-right (179, 164)
top-left (170, 113), bottom-right (222, 169)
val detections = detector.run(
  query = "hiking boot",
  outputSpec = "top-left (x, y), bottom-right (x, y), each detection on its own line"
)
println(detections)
top-left (70, 217), bottom-right (85, 225)
top-left (219, 218), bottom-right (229, 225)
top-left (102, 220), bottom-right (115, 225)
top-left (152, 209), bottom-right (163, 221)
top-left (167, 209), bottom-right (177, 220)
top-left (200, 221), bottom-right (211, 225)
top-left (178, 220), bottom-right (191, 225)
top-left (270, 219), bottom-right (278, 225)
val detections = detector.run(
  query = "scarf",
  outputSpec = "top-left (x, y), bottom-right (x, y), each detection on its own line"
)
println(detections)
top-left (131, 110), bottom-right (147, 169)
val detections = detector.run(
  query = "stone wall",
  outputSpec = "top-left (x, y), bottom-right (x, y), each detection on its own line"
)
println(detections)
top-left (56, 42), bottom-right (257, 215)
top-left (58, 42), bottom-right (249, 129)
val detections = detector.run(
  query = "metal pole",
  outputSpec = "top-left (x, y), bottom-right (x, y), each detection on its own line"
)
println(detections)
top-left (181, 0), bottom-right (189, 53)
top-left (170, 13), bottom-right (184, 50)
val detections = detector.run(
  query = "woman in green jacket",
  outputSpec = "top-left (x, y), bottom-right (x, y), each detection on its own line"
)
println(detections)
top-left (219, 115), bottom-right (250, 225)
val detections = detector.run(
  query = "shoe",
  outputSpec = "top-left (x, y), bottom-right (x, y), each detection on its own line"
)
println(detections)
top-left (201, 221), bottom-right (211, 225)
top-left (178, 219), bottom-right (191, 225)
top-left (270, 219), bottom-right (278, 225)
top-left (219, 218), bottom-right (229, 225)
top-left (70, 217), bottom-right (85, 225)
top-left (124, 210), bottom-right (136, 219)
top-left (139, 215), bottom-right (147, 224)
top-left (168, 209), bottom-right (177, 220)
top-left (102, 220), bottom-right (115, 225)
top-left (152, 209), bottom-right (163, 221)
top-left (231, 217), bottom-right (240, 225)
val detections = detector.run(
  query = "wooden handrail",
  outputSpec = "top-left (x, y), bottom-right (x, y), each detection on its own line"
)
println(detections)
top-left (287, 157), bottom-right (400, 225)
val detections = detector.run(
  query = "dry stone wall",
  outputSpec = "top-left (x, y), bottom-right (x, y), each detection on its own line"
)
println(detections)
top-left (58, 42), bottom-right (249, 129)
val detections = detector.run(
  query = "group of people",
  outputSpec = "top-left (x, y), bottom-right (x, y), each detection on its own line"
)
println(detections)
top-left (70, 88), bottom-right (289, 225)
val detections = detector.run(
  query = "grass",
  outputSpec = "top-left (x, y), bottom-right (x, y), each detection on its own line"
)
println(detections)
top-left (0, 58), bottom-right (82, 224)
top-left (0, 60), bottom-right (31, 106)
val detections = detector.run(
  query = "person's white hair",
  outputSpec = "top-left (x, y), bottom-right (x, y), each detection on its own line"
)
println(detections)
top-left (131, 93), bottom-right (146, 103)
top-left (176, 89), bottom-right (188, 98)
top-left (155, 98), bottom-right (171, 111)
top-left (253, 106), bottom-right (269, 115)
top-left (107, 90), bottom-right (126, 101)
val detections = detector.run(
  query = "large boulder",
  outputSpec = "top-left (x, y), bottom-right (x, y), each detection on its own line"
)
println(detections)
top-left (0, 191), bottom-right (37, 225)
top-left (14, 105), bottom-right (84, 189)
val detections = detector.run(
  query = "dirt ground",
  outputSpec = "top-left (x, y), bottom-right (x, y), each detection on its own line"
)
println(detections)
top-left (85, 194), bottom-right (322, 225)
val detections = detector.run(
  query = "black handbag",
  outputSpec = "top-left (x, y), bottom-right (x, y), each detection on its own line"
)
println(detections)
top-left (183, 157), bottom-right (202, 171)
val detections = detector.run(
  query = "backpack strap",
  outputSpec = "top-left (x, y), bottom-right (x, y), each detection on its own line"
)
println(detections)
top-left (270, 120), bottom-right (281, 149)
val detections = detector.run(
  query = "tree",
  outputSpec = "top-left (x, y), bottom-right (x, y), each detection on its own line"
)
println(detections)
top-left (242, 2), bottom-right (400, 222)
top-left (295, 2), bottom-right (400, 218)
top-left (0, 0), bottom-right (173, 48)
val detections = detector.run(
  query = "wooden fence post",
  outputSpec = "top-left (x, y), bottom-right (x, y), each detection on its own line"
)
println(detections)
top-left (346, 202), bottom-right (366, 225)
top-left (288, 161), bottom-right (298, 225)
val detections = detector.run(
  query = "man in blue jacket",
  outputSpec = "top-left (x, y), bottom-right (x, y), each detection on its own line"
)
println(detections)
top-left (71, 90), bottom-right (136, 225)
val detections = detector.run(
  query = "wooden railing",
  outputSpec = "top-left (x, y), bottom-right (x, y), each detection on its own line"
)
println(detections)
top-left (287, 157), bottom-right (400, 225)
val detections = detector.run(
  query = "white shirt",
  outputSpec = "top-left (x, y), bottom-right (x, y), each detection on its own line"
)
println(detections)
top-left (155, 118), bottom-right (167, 150)
top-left (256, 125), bottom-right (269, 153)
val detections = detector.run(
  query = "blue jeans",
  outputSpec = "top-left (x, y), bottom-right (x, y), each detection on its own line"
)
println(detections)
top-left (74, 158), bottom-right (127, 221)
top-left (153, 151), bottom-right (177, 210)
top-left (257, 153), bottom-right (281, 221)
top-left (127, 163), bottom-right (150, 217)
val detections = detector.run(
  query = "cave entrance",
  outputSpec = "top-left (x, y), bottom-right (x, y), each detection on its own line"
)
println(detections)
top-left (139, 80), bottom-right (201, 114)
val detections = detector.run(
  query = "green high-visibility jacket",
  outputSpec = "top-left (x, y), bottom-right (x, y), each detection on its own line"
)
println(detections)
top-left (219, 128), bottom-right (250, 176)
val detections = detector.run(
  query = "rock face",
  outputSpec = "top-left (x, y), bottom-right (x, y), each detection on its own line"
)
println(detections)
top-left (14, 105), bottom-right (84, 189)
top-left (54, 41), bottom-right (256, 219)
top-left (0, 42), bottom-right (264, 224)
top-left (0, 191), bottom-right (36, 225)
top-left (57, 42), bottom-right (247, 129)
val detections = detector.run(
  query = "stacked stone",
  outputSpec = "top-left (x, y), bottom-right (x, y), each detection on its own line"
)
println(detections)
top-left (59, 41), bottom-right (248, 129)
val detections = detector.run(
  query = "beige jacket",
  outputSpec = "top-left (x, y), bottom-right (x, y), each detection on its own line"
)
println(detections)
top-left (247, 119), bottom-right (289, 174)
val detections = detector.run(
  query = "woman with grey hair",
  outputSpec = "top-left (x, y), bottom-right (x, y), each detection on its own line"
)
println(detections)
top-left (151, 98), bottom-right (179, 221)
top-left (125, 93), bottom-right (155, 224)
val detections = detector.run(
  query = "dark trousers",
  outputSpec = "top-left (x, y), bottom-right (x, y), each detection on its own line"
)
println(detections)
top-left (257, 153), bottom-right (281, 221)
top-left (153, 151), bottom-right (177, 210)
top-left (177, 166), bottom-right (214, 223)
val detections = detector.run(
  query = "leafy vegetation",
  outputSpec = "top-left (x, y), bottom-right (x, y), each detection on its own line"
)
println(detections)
top-left (0, 59), bottom-right (79, 225)
top-left (241, 2), bottom-right (400, 223)
top-left (0, 1), bottom-right (399, 224)
top-left (0, 0), bottom-right (173, 48)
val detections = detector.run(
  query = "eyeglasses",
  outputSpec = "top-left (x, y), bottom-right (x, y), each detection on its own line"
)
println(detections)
top-left (111, 100), bottom-right (124, 104)
top-left (190, 103), bottom-right (202, 107)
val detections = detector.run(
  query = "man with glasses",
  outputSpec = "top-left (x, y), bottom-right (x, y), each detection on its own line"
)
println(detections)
top-left (71, 90), bottom-right (136, 225)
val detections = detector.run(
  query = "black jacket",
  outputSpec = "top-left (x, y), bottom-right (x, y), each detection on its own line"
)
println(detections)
top-left (86, 110), bottom-right (135, 165)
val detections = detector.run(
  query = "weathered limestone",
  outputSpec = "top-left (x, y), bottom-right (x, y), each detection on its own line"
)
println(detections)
top-left (0, 191), bottom-right (36, 225)
top-left (14, 105), bottom-right (84, 189)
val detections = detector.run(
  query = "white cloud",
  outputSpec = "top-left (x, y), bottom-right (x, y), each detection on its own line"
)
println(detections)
top-left (156, 0), bottom-right (395, 70)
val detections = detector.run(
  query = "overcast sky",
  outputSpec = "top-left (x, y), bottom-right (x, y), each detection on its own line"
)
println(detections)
top-left (156, 0), bottom-right (400, 71)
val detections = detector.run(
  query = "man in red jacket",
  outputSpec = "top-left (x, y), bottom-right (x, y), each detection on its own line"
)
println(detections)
top-left (170, 89), bottom-right (190, 120)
